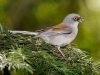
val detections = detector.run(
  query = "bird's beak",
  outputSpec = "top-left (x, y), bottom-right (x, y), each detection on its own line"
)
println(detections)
top-left (78, 17), bottom-right (84, 22)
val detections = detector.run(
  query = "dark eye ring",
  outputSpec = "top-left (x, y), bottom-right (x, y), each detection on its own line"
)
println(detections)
top-left (73, 17), bottom-right (78, 21)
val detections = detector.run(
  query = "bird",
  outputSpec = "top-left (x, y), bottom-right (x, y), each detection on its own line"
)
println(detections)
top-left (10, 13), bottom-right (84, 59)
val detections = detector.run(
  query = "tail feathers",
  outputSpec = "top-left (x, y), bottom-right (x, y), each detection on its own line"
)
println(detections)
top-left (9, 30), bottom-right (38, 35)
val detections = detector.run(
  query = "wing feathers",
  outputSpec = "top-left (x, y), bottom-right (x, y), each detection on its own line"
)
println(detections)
top-left (9, 23), bottom-right (72, 37)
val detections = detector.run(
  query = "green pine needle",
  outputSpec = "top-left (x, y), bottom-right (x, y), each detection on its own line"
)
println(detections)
top-left (0, 24), bottom-right (100, 75)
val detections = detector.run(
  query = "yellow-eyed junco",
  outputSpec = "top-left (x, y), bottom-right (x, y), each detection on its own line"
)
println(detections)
top-left (10, 13), bottom-right (84, 59)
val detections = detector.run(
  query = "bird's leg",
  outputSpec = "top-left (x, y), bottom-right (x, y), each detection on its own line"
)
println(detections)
top-left (55, 46), bottom-right (66, 59)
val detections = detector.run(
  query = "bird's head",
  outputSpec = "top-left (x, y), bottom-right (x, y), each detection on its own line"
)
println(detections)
top-left (62, 13), bottom-right (84, 26)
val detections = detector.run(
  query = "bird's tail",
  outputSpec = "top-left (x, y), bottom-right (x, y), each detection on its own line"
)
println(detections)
top-left (9, 30), bottom-right (38, 35)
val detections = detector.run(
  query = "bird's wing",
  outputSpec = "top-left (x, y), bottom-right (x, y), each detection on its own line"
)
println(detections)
top-left (36, 23), bottom-right (72, 37)
top-left (9, 24), bottom-right (72, 36)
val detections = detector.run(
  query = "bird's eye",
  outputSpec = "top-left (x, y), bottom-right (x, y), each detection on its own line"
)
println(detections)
top-left (73, 16), bottom-right (78, 21)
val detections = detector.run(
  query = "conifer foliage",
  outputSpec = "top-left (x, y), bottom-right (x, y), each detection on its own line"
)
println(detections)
top-left (0, 24), bottom-right (100, 75)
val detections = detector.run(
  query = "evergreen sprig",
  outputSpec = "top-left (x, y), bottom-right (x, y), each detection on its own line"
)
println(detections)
top-left (0, 25), bottom-right (100, 75)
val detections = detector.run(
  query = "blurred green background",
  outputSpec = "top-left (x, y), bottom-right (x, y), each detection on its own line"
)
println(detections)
top-left (0, 0), bottom-right (100, 61)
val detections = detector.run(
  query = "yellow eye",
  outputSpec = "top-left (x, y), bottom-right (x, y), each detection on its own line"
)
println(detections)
top-left (73, 16), bottom-right (78, 21)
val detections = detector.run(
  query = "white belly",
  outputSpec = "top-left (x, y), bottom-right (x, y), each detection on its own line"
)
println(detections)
top-left (42, 33), bottom-right (77, 46)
